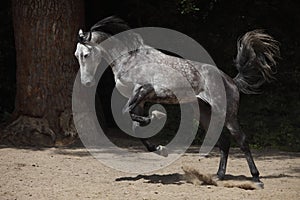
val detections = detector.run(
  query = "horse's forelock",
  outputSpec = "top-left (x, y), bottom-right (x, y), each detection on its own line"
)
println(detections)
top-left (78, 30), bottom-right (92, 44)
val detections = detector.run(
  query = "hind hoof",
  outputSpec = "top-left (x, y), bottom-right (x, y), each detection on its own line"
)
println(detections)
top-left (155, 145), bottom-right (168, 157)
top-left (254, 181), bottom-right (264, 189)
top-left (216, 172), bottom-right (225, 181)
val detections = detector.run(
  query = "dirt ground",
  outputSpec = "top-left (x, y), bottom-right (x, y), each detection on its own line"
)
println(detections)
top-left (0, 144), bottom-right (299, 200)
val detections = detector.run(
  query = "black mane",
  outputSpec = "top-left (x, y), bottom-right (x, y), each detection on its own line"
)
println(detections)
top-left (90, 16), bottom-right (131, 35)
top-left (78, 16), bottom-right (131, 44)
top-left (78, 16), bottom-right (143, 51)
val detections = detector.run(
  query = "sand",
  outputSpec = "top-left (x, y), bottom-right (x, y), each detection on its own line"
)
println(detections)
top-left (0, 146), bottom-right (299, 200)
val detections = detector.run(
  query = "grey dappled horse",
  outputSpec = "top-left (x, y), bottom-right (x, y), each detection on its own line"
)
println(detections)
top-left (74, 16), bottom-right (280, 185)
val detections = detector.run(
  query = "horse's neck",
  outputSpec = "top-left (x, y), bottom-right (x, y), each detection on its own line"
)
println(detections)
top-left (98, 39), bottom-right (129, 75)
top-left (103, 47), bottom-right (129, 75)
top-left (99, 33), bottom-right (144, 76)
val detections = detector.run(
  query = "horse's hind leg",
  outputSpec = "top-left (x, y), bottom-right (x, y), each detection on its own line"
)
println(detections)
top-left (226, 119), bottom-right (261, 183)
top-left (216, 133), bottom-right (231, 180)
top-left (197, 99), bottom-right (231, 180)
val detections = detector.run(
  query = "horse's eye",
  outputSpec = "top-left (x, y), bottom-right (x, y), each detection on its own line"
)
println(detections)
top-left (84, 54), bottom-right (89, 58)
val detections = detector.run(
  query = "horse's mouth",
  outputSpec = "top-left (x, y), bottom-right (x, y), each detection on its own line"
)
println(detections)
top-left (82, 79), bottom-right (96, 87)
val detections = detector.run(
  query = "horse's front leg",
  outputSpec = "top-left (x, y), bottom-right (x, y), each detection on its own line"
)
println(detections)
top-left (123, 84), bottom-right (168, 157)
top-left (131, 108), bottom-right (168, 157)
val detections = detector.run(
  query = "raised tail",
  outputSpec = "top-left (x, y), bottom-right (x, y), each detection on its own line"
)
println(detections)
top-left (233, 30), bottom-right (280, 94)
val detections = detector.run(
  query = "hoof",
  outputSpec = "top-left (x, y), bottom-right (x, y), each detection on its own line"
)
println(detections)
top-left (254, 181), bottom-right (264, 189)
top-left (213, 174), bottom-right (224, 182)
top-left (155, 145), bottom-right (168, 157)
top-left (151, 110), bottom-right (166, 120)
top-left (216, 172), bottom-right (225, 181)
top-left (252, 177), bottom-right (264, 189)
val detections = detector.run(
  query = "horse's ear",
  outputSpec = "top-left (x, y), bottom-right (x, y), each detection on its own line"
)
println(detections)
top-left (79, 29), bottom-right (84, 37)
top-left (77, 29), bottom-right (85, 43)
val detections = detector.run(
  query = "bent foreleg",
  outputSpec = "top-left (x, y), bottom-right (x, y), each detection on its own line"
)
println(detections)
top-left (123, 84), bottom-right (168, 157)
top-left (123, 84), bottom-right (155, 126)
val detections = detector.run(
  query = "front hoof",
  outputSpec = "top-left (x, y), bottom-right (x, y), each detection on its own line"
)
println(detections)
top-left (151, 110), bottom-right (166, 120)
top-left (155, 145), bottom-right (168, 157)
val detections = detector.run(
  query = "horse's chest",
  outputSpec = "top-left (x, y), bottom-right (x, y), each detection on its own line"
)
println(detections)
top-left (115, 78), bottom-right (133, 98)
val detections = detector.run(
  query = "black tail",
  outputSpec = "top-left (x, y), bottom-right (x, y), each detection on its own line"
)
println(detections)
top-left (233, 30), bottom-right (280, 94)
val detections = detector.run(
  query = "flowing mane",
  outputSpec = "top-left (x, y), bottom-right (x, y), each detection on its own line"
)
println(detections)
top-left (78, 16), bottom-right (143, 50)
top-left (90, 16), bottom-right (131, 35)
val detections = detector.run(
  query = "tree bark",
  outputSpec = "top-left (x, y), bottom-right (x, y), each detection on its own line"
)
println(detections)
top-left (1, 0), bottom-right (85, 146)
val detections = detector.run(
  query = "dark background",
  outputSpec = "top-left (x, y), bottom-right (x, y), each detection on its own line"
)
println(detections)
top-left (1, 0), bottom-right (299, 150)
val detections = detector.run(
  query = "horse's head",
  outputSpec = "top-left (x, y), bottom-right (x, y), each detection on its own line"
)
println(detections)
top-left (74, 16), bottom-right (136, 87)
top-left (74, 29), bottom-right (105, 87)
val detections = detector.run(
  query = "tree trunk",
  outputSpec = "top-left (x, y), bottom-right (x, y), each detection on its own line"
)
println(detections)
top-left (1, 0), bottom-right (85, 146)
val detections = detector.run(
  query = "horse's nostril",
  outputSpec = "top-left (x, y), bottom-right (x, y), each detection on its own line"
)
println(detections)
top-left (85, 82), bottom-right (92, 87)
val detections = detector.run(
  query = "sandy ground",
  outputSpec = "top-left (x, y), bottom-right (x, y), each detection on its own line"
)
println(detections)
top-left (0, 144), bottom-right (299, 200)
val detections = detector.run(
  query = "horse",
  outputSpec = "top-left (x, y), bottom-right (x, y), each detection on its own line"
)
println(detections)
top-left (74, 16), bottom-right (280, 185)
